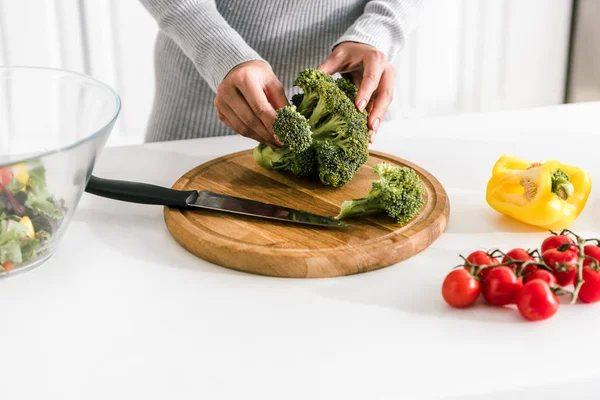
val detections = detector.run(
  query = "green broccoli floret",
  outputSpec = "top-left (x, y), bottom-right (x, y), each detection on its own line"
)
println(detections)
top-left (253, 68), bottom-right (369, 186)
top-left (335, 76), bottom-right (358, 102)
top-left (314, 140), bottom-right (361, 187)
top-left (336, 163), bottom-right (425, 224)
top-left (272, 105), bottom-right (312, 153)
top-left (289, 146), bottom-right (318, 177)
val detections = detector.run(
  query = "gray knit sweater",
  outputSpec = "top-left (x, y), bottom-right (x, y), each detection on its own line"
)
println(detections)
top-left (139, 0), bottom-right (422, 142)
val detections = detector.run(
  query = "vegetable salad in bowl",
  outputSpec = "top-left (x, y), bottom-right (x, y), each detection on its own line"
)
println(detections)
top-left (0, 66), bottom-right (120, 276)
top-left (0, 162), bottom-right (67, 273)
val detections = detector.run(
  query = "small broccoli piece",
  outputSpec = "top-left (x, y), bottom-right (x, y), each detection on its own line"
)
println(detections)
top-left (335, 77), bottom-right (358, 102)
top-left (336, 162), bottom-right (425, 224)
top-left (272, 106), bottom-right (312, 153)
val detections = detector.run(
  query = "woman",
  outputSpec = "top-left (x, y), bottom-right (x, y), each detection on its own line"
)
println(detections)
top-left (139, 0), bottom-right (422, 146)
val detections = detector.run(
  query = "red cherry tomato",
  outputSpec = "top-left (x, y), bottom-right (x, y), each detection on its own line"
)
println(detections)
top-left (2, 261), bottom-right (14, 273)
top-left (0, 167), bottom-right (13, 186)
top-left (516, 279), bottom-right (559, 321)
top-left (542, 248), bottom-right (579, 286)
top-left (541, 235), bottom-right (576, 254)
top-left (578, 266), bottom-right (600, 304)
top-left (442, 268), bottom-right (481, 308)
top-left (502, 248), bottom-right (535, 276)
top-left (523, 269), bottom-right (558, 287)
top-left (481, 266), bottom-right (523, 306)
top-left (583, 245), bottom-right (600, 267)
top-left (466, 250), bottom-right (499, 279)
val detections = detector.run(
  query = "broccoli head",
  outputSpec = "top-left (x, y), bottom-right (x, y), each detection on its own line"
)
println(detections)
top-left (272, 105), bottom-right (312, 153)
top-left (336, 162), bottom-right (425, 224)
top-left (255, 68), bottom-right (370, 186)
top-left (293, 69), bottom-right (370, 186)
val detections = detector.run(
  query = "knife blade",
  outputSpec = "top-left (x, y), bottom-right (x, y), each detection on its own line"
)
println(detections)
top-left (190, 190), bottom-right (349, 227)
top-left (85, 175), bottom-right (349, 228)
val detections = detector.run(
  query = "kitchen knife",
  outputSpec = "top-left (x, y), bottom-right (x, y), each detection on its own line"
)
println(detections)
top-left (85, 175), bottom-right (350, 228)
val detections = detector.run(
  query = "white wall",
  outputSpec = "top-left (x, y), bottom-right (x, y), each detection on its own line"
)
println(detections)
top-left (0, 0), bottom-right (573, 147)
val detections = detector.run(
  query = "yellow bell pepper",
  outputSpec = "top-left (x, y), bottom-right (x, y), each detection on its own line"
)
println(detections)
top-left (18, 216), bottom-right (35, 240)
top-left (13, 163), bottom-right (29, 185)
top-left (486, 155), bottom-right (592, 230)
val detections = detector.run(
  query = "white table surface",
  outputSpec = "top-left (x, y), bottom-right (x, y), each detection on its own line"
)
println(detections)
top-left (2, 102), bottom-right (600, 400)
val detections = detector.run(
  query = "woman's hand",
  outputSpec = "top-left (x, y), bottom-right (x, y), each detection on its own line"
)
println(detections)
top-left (215, 60), bottom-right (288, 147)
top-left (318, 42), bottom-right (396, 137)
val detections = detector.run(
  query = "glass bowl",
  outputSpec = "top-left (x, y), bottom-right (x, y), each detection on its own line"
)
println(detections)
top-left (0, 67), bottom-right (121, 277)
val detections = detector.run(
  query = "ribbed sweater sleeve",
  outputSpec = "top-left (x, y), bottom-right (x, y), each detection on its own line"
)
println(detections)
top-left (333, 0), bottom-right (423, 62)
top-left (138, 0), bottom-right (266, 91)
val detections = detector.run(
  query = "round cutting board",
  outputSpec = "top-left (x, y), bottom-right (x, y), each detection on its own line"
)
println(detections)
top-left (164, 149), bottom-right (449, 278)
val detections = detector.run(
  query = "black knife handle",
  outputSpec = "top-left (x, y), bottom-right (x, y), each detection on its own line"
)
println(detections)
top-left (85, 175), bottom-right (198, 208)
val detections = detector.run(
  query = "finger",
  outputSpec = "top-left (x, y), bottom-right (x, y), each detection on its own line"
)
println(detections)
top-left (317, 50), bottom-right (345, 75)
top-left (217, 111), bottom-right (242, 138)
top-left (226, 88), bottom-right (279, 146)
top-left (264, 80), bottom-right (289, 110)
top-left (366, 100), bottom-right (376, 143)
top-left (238, 80), bottom-right (285, 145)
top-left (355, 54), bottom-right (384, 112)
top-left (369, 130), bottom-right (376, 144)
top-left (219, 102), bottom-right (271, 146)
top-left (368, 68), bottom-right (394, 132)
top-left (366, 98), bottom-right (375, 115)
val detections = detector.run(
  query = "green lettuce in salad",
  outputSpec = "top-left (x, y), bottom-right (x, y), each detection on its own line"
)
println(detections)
top-left (0, 163), bottom-right (66, 272)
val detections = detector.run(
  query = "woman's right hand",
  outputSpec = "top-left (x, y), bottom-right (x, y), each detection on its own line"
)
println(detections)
top-left (215, 60), bottom-right (288, 147)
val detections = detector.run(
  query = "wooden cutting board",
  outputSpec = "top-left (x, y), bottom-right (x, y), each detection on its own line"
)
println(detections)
top-left (164, 149), bottom-right (449, 278)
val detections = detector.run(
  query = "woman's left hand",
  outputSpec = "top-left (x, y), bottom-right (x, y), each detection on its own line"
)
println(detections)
top-left (318, 42), bottom-right (396, 139)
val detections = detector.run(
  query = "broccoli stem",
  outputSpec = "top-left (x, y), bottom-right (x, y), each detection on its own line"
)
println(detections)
top-left (297, 92), bottom-right (319, 118)
top-left (253, 145), bottom-right (292, 171)
top-left (311, 116), bottom-right (346, 138)
top-left (307, 97), bottom-right (330, 127)
top-left (336, 194), bottom-right (383, 220)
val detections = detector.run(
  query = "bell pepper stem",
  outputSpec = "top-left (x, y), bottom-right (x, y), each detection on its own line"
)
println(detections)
top-left (554, 180), bottom-right (574, 200)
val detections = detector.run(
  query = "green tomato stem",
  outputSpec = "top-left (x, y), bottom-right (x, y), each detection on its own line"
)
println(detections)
top-left (570, 232), bottom-right (586, 305)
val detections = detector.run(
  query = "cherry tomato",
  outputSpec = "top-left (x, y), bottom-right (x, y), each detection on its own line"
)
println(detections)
top-left (466, 250), bottom-right (499, 279)
top-left (523, 269), bottom-right (558, 287)
top-left (481, 266), bottom-right (523, 306)
top-left (2, 261), bottom-right (14, 273)
top-left (516, 279), bottom-right (559, 321)
top-left (0, 167), bottom-right (13, 186)
top-left (542, 248), bottom-right (579, 286)
top-left (541, 235), bottom-right (576, 254)
top-left (583, 245), bottom-right (600, 267)
top-left (442, 268), bottom-right (480, 308)
top-left (502, 248), bottom-right (536, 276)
top-left (578, 266), bottom-right (600, 303)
